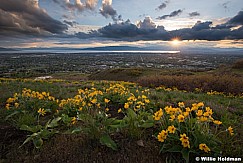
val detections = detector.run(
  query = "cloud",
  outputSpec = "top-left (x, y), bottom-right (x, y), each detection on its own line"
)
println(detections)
top-left (100, 0), bottom-right (119, 21)
top-left (189, 12), bottom-right (200, 17)
top-left (157, 9), bottom-right (183, 20)
top-left (91, 18), bottom-right (170, 41)
top-left (52, 0), bottom-right (119, 21)
top-left (192, 21), bottom-right (212, 30)
top-left (137, 17), bottom-right (156, 30)
top-left (227, 11), bottom-right (243, 25)
top-left (222, 1), bottom-right (230, 11)
top-left (74, 11), bottom-right (243, 41)
top-left (52, 0), bottom-right (98, 11)
top-left (156, 1), bottom-right (170, 10)
top-left (0, 0), bottom-right (67, 36)
top-left (63, 20), bottom-right (78, 27)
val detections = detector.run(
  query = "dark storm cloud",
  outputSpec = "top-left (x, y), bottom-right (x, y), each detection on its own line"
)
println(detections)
top-left (90, 18), bottom-right (170, 41)
top-left (189, 12), bottom-right (200, 17)
top-left (75, 30), bottom-right (101, 39)
top-left (192, 21), bottom-right (212, 30)
top-left (75, 11), bottom-right (243, 41)
top-left (0, 0), bottom-right (68, 36)
top-left (170, 19), bottom-right (243, 41)
top-left (227, 11), bottom-right (243, 25)
top-left (157, 9), bottom-right (183, 20)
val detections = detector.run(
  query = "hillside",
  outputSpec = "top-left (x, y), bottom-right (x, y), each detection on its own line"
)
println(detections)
top-left (0, 76), bottom-right (242, 162)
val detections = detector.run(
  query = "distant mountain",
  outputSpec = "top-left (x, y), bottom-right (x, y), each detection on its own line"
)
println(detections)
top-left (81, 46), bottom-right (149, 51)
top-left (0, 47), bottom-right (18, 51)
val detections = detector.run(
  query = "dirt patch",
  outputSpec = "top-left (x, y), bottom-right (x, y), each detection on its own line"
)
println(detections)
top-left (1, 125), bottom-right (170, 163)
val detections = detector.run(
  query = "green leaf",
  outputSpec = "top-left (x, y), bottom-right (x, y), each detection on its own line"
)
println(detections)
top-left (20, 136), bottom-right (32, 148)
top-left (139, 121), bottom-right (154, 128)
top-left (99, 134), bottom-right (117, 150)
top-left (127, 108), bottom-right (137, 119)
top-left (5, 110), bottom-right (21, 120)
top-left (20, 124), bottom-right (42, 133)
top-left (61, 114), bottom-right (72, 124)
top-left (40, 129), bottom-right (51, 139)
top-left (47, 117), bottom-right (61, 128)
top-left (71, 128), bottom-right (82, 134)
top-left (181, 148), bottom-right (190, 163)
top-left (108, 119), bottom-right (126, 128)
top-left (33, 138), bottom-right (43, 149)
top-left (166, 145), bottom-right (182, 153)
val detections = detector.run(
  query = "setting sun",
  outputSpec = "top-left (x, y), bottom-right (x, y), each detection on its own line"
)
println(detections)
top-left (170, 38), bottom-right (181, 46)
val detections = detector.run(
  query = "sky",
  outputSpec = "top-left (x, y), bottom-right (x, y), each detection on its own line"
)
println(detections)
top-left (0, 0), bottom-right (243, 49)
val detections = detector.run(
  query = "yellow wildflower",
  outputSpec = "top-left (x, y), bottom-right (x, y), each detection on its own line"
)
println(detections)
top-left (118, 108), bottom-right (122, 113)
top-left (177, 114), bottom-right (185, 122)
top-left (5, 103), bottom-right (10, 110)
top-left (191, 103), bottom-right (199, 111)
top-left (180, 133), bottom-right (190, 148)
top-left (7, 97), bottom-right (16, 103)
top-left (178, 102), bottom-right (185, 108)
top-left (196, 110), bottom-right (203, 117)
top-left (153, 108), bottom-right (163, 120)
top-left (142, 95), bottom-right (147, 99)
top-left (181, 140), bottom-right (190, 148)
top-left (183, 111), bottom-right (189, 117)
top-left (213, 120), bottom-right (222, 125)
top-left (167, 125), bottom-right (176, 134)
top-left (79, 107), bottom-right (83, 111)
top-left (104, 98), bottom-right (110, 103)
top-left (203, 112), bottom-right (210, 117)
top-left (38, 108), bottom-right (46, 116)
top-left (96, 103), bottom-right (101, 108)
top-left (180, 133), bottom-right (189, 142)
top-left (91, 98), bottom-right (97, 104)
top-left (124, 103), bottom-right (129, 109)
top-left (205, 107), bottom-right (213, 116)
top-left (164, 106), bottom-right (173, 114)
top-left (227, 126), bottom-right (234, 136)
top-left (199, 116), bottom-right (208, 122)
top-left (157, 130), bottom-right (168, 142)
top-left (169, 115), bottom-right (176, 121)
top-left (105, 108), bottom-right (109, 112)
top-left (185, 107), bottom-right (191, 112)
top-left (197, 102), bottom-right (204, 108)
top-left (71, 117), bottom-right (77, 125)
top-left (144, 99), bottom-right (150, 103)
top-left (199, 144), bottom-right (211, 153)
top-left (14, 102), bottom-right (19, 108)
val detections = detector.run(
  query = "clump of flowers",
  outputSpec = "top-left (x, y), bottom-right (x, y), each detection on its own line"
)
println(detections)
top-left (155, 102), bottom-right (235, 163)
top-left (3, 81), bottom-right (236, 162)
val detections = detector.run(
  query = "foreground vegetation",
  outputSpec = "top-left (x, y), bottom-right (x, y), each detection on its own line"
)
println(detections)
top-left (0, 77), bottom-right (242, 162)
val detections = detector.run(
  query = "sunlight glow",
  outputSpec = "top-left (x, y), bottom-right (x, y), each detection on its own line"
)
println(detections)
top-left (170, 38), bottom-right (181, 46)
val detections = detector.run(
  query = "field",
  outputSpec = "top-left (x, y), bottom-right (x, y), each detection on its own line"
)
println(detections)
top-left (0, 52), bottom-right (243, 163)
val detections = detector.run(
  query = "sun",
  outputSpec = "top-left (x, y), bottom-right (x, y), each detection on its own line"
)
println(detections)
top-left (170, 38), bottom-right (181, 46)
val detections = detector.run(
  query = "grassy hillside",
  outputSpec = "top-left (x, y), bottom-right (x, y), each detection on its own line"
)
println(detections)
top-left (0, 77), bottom-right (242, 162)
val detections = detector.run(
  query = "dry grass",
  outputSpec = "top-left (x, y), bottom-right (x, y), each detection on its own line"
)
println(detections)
top-left (137, 74), bottom-right (243, 95)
